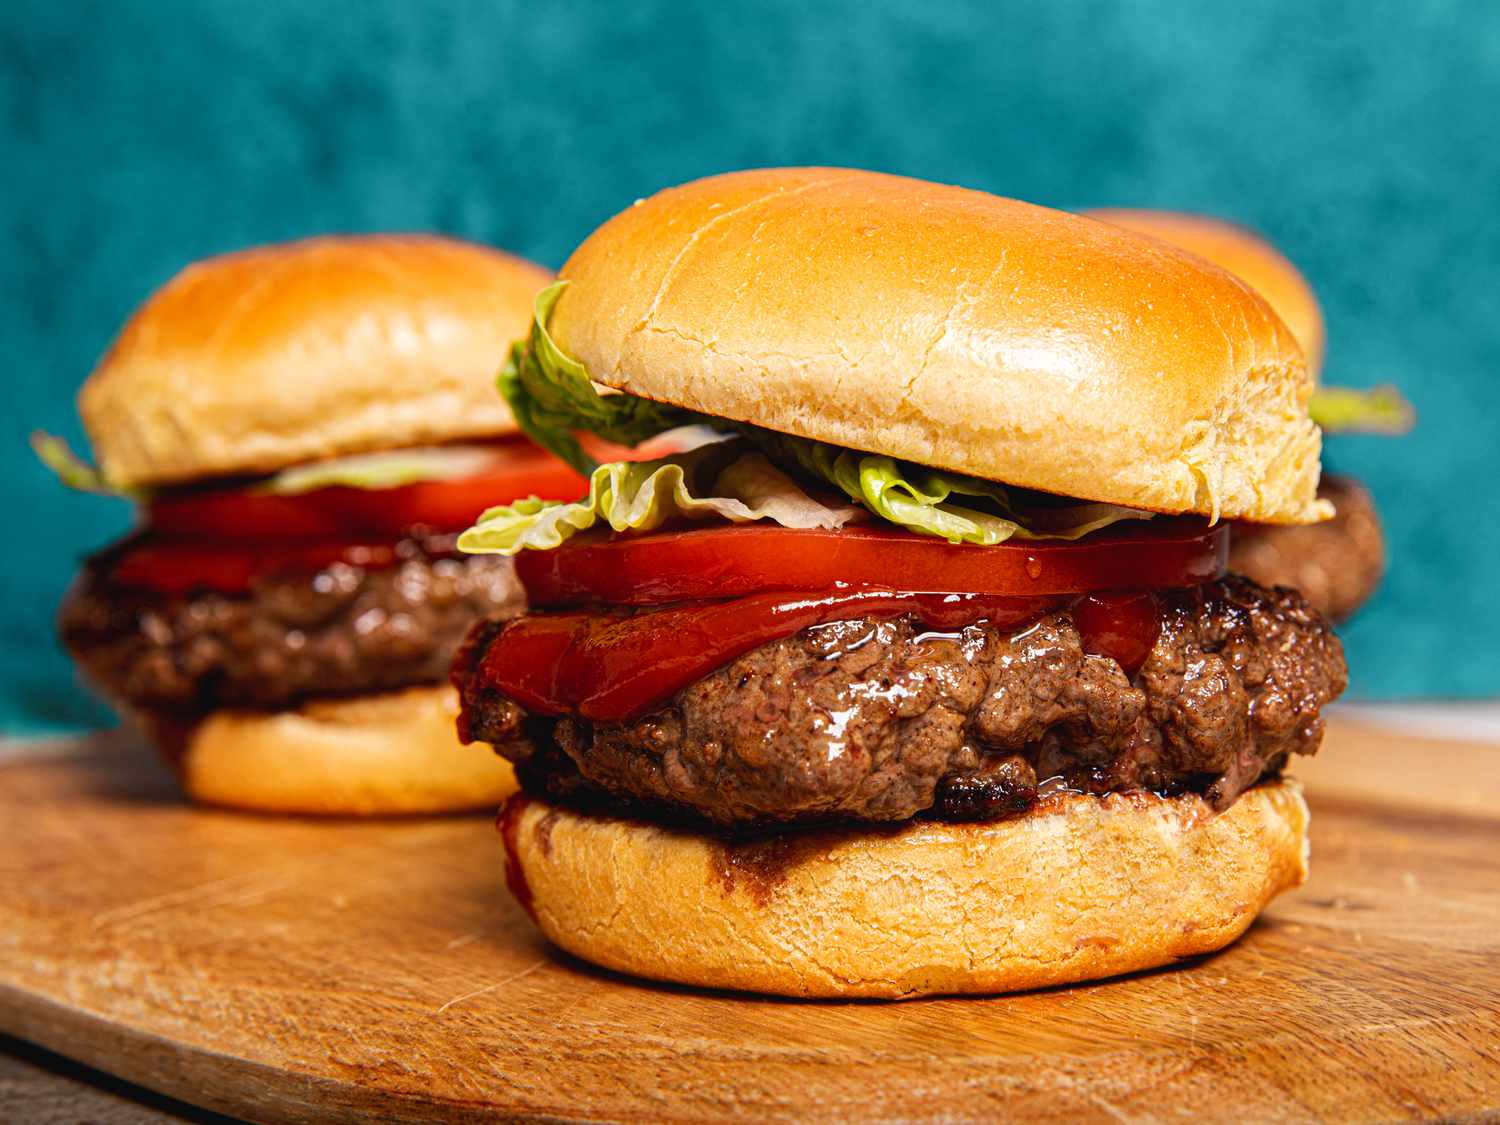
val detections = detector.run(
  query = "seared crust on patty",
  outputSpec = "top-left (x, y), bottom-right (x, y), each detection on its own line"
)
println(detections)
top-left (62, 538), bottom-right (523, 713)
top-left (459, 576), bottom-right (1346, 827)
top-left (1229, 474), bottom-right (1384, 622)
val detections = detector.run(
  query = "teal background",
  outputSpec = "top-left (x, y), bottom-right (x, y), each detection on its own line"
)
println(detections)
top-left (4, 0), bottom-right (1498, 733)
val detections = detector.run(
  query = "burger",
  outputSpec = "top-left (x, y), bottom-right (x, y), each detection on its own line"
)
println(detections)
top-left (1086, 209), bottom-right (1411, 621)
top-left (450, 169), bottom-right (1349, 998)
top-left (38, 234), bottom-right (599, 814)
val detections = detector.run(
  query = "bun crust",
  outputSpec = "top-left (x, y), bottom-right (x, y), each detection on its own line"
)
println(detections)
top-left (554, 169), bottom-right (1326, 524)
top-left (172, 685), bottom-right (516, 815)
top-left (1086, 209), bottom-right (1326, 378)
top-left (82, 235), bottom-right (553, 487)
top-left (501, 782), bottom-right (1310, 999)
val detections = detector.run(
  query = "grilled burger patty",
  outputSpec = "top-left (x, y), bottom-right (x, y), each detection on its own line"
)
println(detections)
top-left (1229, 475), bottom-right (1383, 622)
top-left (62, 538), bottom-right (523, 713)
top-left (458, 575), bottom-right (1346, 827)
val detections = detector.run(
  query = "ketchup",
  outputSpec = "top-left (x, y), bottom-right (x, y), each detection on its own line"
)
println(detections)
top-left (497, 794), bottom-right (537, 920)
top-left (476, 586), bottom-right (1170, 725)
top-left (107, 537), bottom-right (394, 595)
top-left (482, 589), bottom-right (1075, 724)
top-left (101, 533), bottom-right (461, 596)
top-left (1073, 592), bottom-right (1162, 677)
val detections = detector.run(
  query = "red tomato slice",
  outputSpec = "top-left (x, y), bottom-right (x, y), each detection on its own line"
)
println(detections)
top-left (516, 518), bottom-right (1228, 607)
top-left (122, 436), bottom-right (683, 594)
top-left (147, 440), bottom-right (588, 543)
top-left (478, 589), bottom-right (1066, 723)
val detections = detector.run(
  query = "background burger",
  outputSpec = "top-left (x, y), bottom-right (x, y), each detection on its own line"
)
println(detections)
top-left (38, 234), bottom-right (599, 815)
top-left (451, 169), bottom-right (1348, 998)
top-left (1086, 209), bottom-right (1412, 622)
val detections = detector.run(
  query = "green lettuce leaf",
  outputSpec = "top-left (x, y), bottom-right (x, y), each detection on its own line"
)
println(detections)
top-left (848, 456), bottom-right (1153, 543)
top-left (30, 432), bottom-right (135, 496)
top-left (256, 445), bottom-right (513, 495)
top-left (500, 281), bottom-right (687, 473)
top-left (748, 429), bottom-right (1152, 545)
top-left (33, 431), bottom-right (519, 500)
top-left (489, 281), bottom-right (1155, 549)
top-left (1309, 385), bottom-right (1414, 434)
top-left (457, 441), bottom-right (861, 555)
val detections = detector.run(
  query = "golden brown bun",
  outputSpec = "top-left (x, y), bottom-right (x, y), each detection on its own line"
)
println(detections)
top-left (554, 169), bottom-right (1327, 524)
top-left (81, 235), bottom-right (554, 488)
top-left (501, 782), bottom-right (1310, 999)
top-left (171, 686), bottom-right (516, 815)
top-left (1086, 209), bottom-right (1326, 377)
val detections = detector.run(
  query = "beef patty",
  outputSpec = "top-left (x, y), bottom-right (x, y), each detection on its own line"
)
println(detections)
top-left (62, 537), bottom-right (523, 713)
top-left (458, 576), bottom-right (1346, 827)
top-left (1229, 474), bottom-right (1383, 622)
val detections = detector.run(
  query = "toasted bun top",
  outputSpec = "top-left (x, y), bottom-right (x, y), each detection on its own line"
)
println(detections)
top-left (554, 169), bottom-right (1326, 523)
top-left (1085, 209), bottom-right (1326, 378)
top-left (81, 235), bottom-right (554, 487)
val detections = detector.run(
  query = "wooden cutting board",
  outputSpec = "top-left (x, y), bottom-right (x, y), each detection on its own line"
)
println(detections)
top-left (1, 719), bottom-right (1497, 1124)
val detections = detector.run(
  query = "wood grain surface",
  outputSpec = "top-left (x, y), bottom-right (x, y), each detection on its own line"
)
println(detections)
top-left (0, 719), bottom-right (1497, 1124)
top-left (0, 1032), bottom-right (236, 1124)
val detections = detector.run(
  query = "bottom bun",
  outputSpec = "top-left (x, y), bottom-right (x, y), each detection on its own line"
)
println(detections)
top-left (169, 685), bottom-right (515, 815)
top-left (502, 782), bottom-right (1309, 999)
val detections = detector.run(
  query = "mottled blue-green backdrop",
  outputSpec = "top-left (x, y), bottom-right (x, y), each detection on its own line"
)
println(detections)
top-left (4, 0), bottom-right (1498, 732)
